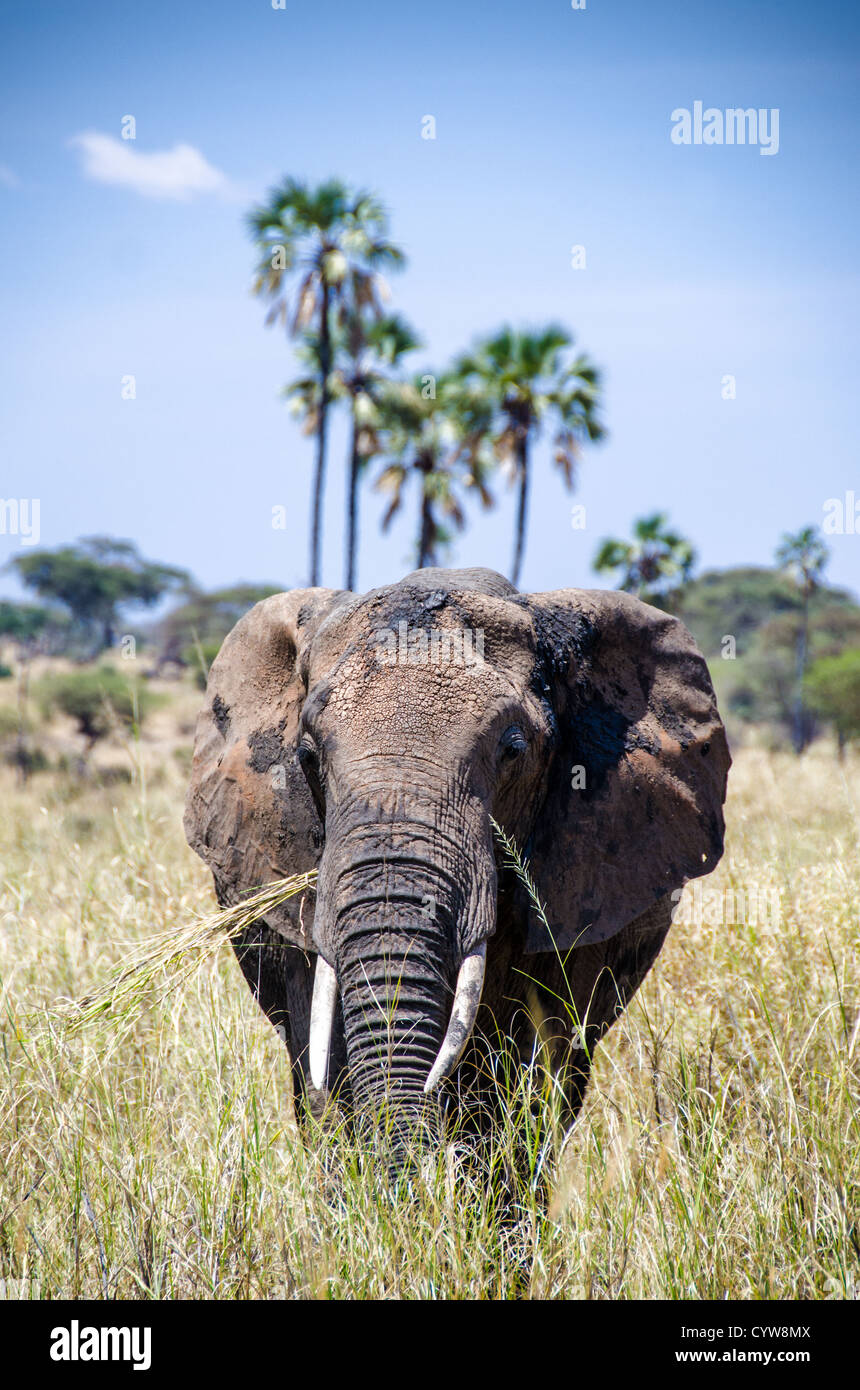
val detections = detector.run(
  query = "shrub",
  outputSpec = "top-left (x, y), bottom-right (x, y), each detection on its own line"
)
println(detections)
top-left (36, 666), bottom-right (160, 762)
top-left (3, 744), bottom-right (50, 774)
top-left (805, 649), bottom-right (860, 752)
top-left (0, 706), bottom-right (27, 739)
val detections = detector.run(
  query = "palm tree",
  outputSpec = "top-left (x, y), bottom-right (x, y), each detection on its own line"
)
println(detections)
top-left (248, 179), bottom-right (405, 585)
top-left (329, 312), bottom-right (420, 590)
top-left (374, 377), bottom-right (494, 569)
top-left (593, 513), bottom-right (696, 600)
top-left (454, 326), bottom-right (604, 586)
top-left (775, 525), bottom-right (830, 753)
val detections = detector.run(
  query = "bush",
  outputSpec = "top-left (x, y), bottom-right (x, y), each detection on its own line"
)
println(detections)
top-left (3, 744), bottom-right (50, 774)
top-left (0, 664), bottom-right (14, 679)
top-left (36, 666), bottom-right (160, 759)
top-left (806, 649), bottom-right (860, 751)
top-left (0, 706), bottom-right (27, 739)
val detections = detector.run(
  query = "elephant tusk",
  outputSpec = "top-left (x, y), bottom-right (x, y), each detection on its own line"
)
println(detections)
top-left (423, 943), bottom-right (487, 1094)
top-left (309, 955), bottom-right (338, 1093)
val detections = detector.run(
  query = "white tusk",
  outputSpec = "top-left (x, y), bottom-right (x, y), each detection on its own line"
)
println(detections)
top-left (309, 955), bottom-right (338, 1093)
top-left (424, 944), bottom-right (487, 1094)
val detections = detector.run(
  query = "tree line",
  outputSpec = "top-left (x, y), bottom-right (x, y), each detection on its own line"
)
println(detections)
top-left (0, 522), bottom-right (858, 762)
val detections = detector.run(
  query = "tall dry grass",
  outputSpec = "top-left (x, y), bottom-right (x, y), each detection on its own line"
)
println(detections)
top-left (0, 745), bottom-right (858, 1298)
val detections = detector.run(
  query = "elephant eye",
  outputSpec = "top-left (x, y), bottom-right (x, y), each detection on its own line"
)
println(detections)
top-left (297, 739), bottom-right (326, 819)
top-left (499, 725), bottom-right (528, 762)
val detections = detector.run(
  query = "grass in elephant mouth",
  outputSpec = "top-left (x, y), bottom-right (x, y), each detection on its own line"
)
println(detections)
top-left (0, 748), bottom-right (858, 1298)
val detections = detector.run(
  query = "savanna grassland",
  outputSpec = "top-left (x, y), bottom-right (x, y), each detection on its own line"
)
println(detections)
top-left (0, 680), bottom-right (858, 1300)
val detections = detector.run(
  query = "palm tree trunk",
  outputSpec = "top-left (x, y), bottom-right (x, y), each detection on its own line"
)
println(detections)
top-left (415, 455), bottom-right (437, 569)
top-left (511, 437), bottom-right (529, 588)
top-left (418, 481), bottom-right (435, 568)
top-left (418, 495), bottom-right (435, 568)
top-left (345, 416), bottom-right (360, 591)
top-left (310, 284), bottom-right (331, 587)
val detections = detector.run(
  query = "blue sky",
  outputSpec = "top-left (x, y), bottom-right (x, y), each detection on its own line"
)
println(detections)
top-left (1, 0), bottom-right (858, 604)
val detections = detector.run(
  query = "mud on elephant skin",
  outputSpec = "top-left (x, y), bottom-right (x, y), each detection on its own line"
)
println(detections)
top-left (184, 566), bottom-right (730, 1162)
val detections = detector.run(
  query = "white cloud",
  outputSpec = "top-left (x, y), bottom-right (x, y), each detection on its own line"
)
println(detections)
top-left (69, 132), bottom-right (231, 201)
top-left (0, 163), bottom-right (20, 189)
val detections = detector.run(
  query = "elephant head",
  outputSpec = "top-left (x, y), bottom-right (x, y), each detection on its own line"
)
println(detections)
top-left (184, 566), bottom-right (729, 1157)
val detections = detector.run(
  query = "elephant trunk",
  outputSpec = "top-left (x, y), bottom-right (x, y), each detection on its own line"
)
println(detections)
top-left (311, 793), bottom-right (497, 1163)
top-left (337, 908), bottom-right (450, 1153)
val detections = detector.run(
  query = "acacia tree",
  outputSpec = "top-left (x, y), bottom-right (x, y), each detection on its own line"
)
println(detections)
top-left (776, 525), bottom-right (830, 753)
top-left (248, 179), bottom-right (405, 586)
top-left (453, 326), bottom-right (604, 586)
top-left (593, 513), bottom-right (696, 601)
top-left (374, 376), bottom-right (494, 569)
top-left (10, 537), bottom-right (188, 656)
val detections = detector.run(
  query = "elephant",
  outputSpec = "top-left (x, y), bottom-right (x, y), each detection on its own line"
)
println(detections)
top-left (184, 566), bottom-right (730, 1171)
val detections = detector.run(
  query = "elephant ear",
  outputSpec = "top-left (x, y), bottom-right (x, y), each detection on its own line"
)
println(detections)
top-left (522, 588), bottom-right (730, 952)
top-left (183, 588), bottom-right (345, 948)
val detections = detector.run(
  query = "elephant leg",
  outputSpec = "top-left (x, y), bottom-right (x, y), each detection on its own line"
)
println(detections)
top-left (230, 922), bottom-right (350, 1127)
top-left (456, 896), bottom-right (673, 1157)
top-left (442, 926), bottom-right (586, 1157)
top-left (524, 894), bottom-right (675, 1134)
top-left (569, 894), bottom-right (674, 1055)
